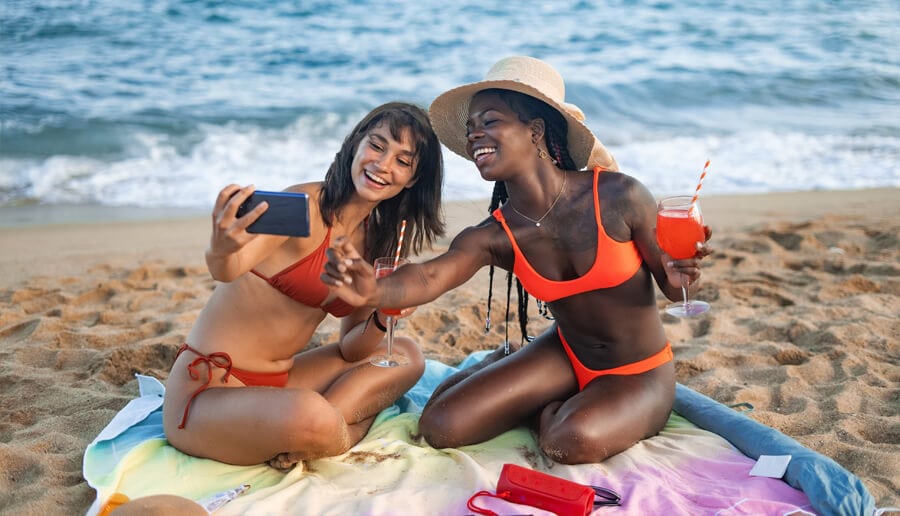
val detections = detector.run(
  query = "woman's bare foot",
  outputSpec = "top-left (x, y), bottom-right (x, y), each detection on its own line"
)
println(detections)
top-left (266, 452), bottom-right (304, 472)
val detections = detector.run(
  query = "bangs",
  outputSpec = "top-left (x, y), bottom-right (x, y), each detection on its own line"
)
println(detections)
top-left (376, 111), bottom-right (430, 162)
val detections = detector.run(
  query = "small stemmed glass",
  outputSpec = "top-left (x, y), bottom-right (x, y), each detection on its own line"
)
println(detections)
top-left (369, 257), bottom-right (409, 367)
top-left (656, 195), bottom-right (710, 317)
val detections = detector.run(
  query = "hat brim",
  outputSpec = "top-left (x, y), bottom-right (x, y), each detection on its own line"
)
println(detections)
top-left (429, 79), bottom-right (614, 170)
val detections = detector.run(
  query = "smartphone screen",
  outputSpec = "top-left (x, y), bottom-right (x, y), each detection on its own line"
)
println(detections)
top-left (236, 190), bottom-right (310, 237)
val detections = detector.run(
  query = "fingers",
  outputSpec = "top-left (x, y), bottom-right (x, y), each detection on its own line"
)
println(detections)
top-left (324, 238), bottom-right (368, 284)
top-left (323, 247), bottom-right (350, 285)
top-left (233, 198), bottom-right (268, 233)
top-left (334, 237), bottom-right (365, 262)
top-left (320, 266), bottom-right (347, 287)
top-left (394, 306), bottom-right (417, 319)
top-left (224, 184), bottom-right (257, 221)
top-left (210, 184), bottom-right (266, 255)
top-left (695, 240), bottom-right (713, 258)
top-left (213, 184), bottom-right (241, 222)
top-left (695, 225), bottom-right (714, 257)
top-left (213, 184), bottom-right (255, 225)
top-left (663, 248), bottom-right (703, 278)
top-left (666, 257), bottom-right (702, 282)
top-left (215, 184), bottom-right (242, 209)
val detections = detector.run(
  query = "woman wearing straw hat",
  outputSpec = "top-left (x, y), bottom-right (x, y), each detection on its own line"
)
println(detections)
top-left (162, 102), bottom-right (445, 469)
top-left (323, 58), bottom-right (710, 463)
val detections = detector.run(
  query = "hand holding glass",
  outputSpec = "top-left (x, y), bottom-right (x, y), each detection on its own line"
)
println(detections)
top-left (370, 257), bottom-right (409, 367)
top-left (656, 196), bottom-right (710, 316)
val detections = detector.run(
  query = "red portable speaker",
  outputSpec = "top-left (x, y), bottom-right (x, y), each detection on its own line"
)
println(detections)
top-left (467, 463), bottom-right (621, 516)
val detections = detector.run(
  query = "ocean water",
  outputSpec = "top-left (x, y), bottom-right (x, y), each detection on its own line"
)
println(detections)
top-left (2, 0), bottom-right (898, 209)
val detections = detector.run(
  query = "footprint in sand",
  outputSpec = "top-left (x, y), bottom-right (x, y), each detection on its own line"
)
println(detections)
top-left (0, 448), bottom-right (45, 488)
top-left (674, 359), bottom-right (708, 380)
top-left (730, 280), bottom-right (797, 308)
top-left (727, 238), bottom-right (772, 255)
top-left (91, 343), bottom-right (176, 386)
top-left (0, 319), bottom-right (40, 344)
top-left (817, 275), bottom-right (881, 301)
top-left (691, 318), bottom-right (712, 338)
top-left (73, 286), bottom-right (117, 305)
top-left (773, 348), bottom-right (809, 366)
top-left (763, 222), bottom-right (813, 251)
top-left (11, 288), bottom-right (68, 314)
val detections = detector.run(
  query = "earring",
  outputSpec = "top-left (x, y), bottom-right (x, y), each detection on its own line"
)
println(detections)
top-left (537, 147), bottom-right (558, 165)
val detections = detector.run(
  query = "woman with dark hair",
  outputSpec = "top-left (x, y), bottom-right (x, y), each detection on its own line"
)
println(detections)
top-left (162, 102), bottom-right (445, 469)
top-left (322, 58), bottom-right (711, 464)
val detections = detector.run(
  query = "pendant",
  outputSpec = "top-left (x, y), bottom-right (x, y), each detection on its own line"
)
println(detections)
top-left (535, 222), bottom-right (541, 227)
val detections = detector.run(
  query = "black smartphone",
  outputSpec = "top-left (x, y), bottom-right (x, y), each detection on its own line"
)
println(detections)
top-left (236, 190), bottom-right (310, 237)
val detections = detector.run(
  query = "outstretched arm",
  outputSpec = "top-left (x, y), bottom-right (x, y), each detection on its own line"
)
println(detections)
top-left (322, 222), bottom-right (496, 310)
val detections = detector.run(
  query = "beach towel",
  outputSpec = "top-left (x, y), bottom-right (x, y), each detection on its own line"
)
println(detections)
top-left (83, 352), bottom-right (875, 515)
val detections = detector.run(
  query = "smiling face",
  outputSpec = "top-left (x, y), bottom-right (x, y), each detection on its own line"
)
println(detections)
top-left (465, 90), bottom-right (538, 181)
top-left (350, 121), bottom-right (419, 202)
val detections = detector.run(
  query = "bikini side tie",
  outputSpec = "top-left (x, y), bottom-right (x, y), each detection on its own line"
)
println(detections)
top-left (176, 344), bottom-right (234, 429)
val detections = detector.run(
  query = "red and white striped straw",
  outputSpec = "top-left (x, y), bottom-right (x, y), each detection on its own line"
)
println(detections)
top-left (393, 219), bottom-right (407, 268)
top-left (690, 160), bottom-right (711, 211)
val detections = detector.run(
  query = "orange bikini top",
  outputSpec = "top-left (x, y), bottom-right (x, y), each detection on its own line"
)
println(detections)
top-left (251, 226), bottom-right (355, 317)
top-left (492, 166), bottom-right (643, 302)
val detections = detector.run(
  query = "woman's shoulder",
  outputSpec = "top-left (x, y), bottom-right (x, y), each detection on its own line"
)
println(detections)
top-left (596, 169), bottom-right (651, 198)
top-left (449, 214), bottom-right (509, 254)
top-left (284, 182), bottom-right (324, 196)
top-left (285, 182), bottom-right (325, 217)
top-left (280, 183), bottom-right (328, 235)
top-left (447, 214), bottom-right (510, 267)
top-left (596, 168), bottom-right (640, 186)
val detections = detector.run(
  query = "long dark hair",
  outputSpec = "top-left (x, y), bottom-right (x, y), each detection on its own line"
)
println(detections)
top-left (319, 102), bottom-right (445, 260)
top-left (482, 89), bottom-right (574, 343)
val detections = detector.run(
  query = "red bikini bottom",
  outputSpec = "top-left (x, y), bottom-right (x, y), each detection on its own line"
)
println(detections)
top-left (175, 343), bottom-right (290, 429)
top-left (557, 328), bottom-right (673, 391)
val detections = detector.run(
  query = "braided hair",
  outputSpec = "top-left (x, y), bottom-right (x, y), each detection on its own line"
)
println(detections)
top-left (480, 89), bottom-right (576, 344)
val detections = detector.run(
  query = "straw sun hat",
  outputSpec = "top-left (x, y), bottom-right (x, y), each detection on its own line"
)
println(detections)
top-left (429, 56), bottom-right (617, 171)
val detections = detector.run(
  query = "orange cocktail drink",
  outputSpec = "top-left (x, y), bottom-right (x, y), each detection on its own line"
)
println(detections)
top-left (374, 262), bottom-right (403, 316)
top-left (656, 196), bottom-right (705, 259)
top-left (370, 257), bottom-right (409, 367)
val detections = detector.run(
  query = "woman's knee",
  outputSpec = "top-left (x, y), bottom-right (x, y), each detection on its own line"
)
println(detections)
top-left (418, 409), bottom-right (453, 449)
top-left (538, 407), bottom-right (630, 464)
top-left (418, 402), bottom-right (469, 449)
top-left (538, 403), bottom-right (670, 464)
top-left (392, 337), bottom-right (424, 364)
top-left (279, 390), bottom-right (353, 456)
top-left (540, 428), bottom-right (606, 464)
top-left (390, 337), bottom-right (426, 381)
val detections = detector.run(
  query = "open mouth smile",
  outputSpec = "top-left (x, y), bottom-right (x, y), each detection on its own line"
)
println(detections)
top-left (365, 170), bottom-right (389, 186)
top-left (472, 147), bottom-right (496, 164)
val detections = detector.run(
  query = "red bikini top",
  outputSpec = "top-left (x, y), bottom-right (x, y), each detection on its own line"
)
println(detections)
top-left (492, 166), bottom-right (643, 302)
top-left (251, 226), bottom-right (355, 317)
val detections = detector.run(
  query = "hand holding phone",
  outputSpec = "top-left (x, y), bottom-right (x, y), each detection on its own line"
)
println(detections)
top-left (236, 190), bottom-right (310, 237)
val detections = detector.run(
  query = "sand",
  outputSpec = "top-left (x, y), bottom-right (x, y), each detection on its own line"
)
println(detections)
top-left (0, 188), bottom-right (898, 514)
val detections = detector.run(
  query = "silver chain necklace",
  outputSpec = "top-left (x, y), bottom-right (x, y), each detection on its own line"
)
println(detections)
top-left (508, 172), bottom-right (567, 227)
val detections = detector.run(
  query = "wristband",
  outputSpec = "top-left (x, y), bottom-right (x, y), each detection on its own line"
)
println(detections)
top-left (370, 311), bottom-right (388, 332)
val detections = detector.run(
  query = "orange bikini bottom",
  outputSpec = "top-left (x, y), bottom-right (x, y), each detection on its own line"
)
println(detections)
top-left (557, 328), bottom-right (673, 391)
top-left (175, 343), bottom-right (290, 429)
